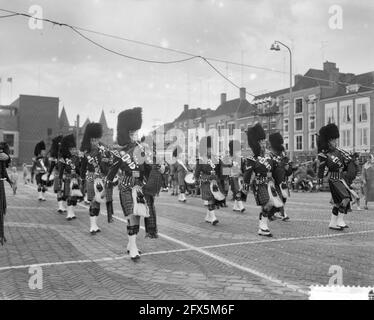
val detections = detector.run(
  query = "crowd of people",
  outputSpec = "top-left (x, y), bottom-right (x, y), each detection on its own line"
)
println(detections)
top-left (0, 108), bottom-right (373, 256)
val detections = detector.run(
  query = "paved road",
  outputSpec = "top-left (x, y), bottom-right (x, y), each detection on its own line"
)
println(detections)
top-left (0, 182), bottom-right (373, 300)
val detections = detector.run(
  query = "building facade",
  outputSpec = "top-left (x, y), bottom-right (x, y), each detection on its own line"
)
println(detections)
top-left (0, 94), bottom-right (114, 165)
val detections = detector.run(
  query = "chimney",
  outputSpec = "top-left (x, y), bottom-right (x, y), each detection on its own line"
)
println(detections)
top-left (184, 104), bottom-right (189, 112)
top-left (240, 87), bottom-right (246, 101)
top-left (221, 93), bottom-right (227, 105)
top-left (323, 61), bottom-right (339, 73)
top-left (294, 74), bottom-right (303, 85)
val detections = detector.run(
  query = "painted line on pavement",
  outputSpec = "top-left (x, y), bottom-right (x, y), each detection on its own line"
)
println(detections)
top-left (22, 185), bottom-right (309, 295)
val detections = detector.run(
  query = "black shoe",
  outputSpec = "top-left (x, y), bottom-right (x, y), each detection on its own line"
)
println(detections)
top-left (67, 217), bottom-right (72, 221)
top-left (71, 216), bottom-right (77, 220)
top-left (90, 230), bottom-right (96, 235)
top-left (131, 255), bottom-right (140, 261)
top-left (240, 208), bottom-right (246, 213)
top-left (282, 216), bottom-right (290, 221)
top-left (212, 219), bottom-right (219, 226)
top-left (95, 229), bottom-right (101, 233)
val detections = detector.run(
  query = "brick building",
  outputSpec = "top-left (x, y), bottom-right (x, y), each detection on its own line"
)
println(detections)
top-left (0, 94), bottom-right (114, 165)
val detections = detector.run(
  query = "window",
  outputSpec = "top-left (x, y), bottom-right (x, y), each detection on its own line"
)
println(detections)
top-left (357, 128), bottom-right (368, 146)
top-left (2, 131), bottom-right (19, 157)
top-left (218, 124), bottom-right (224, 136)
top-left (283, 100), bottom-right (289, 116)
top-left (326, 106), bottom-right (337, 124)
top-left (309, 134), bottom-right (316, 150)
top-left (341, 104), bottom-right (353, 124)
top-left (263, 123), bottom-right (268, 131)
top-left (284, 119), bottom-right (289, 133)
top-left (295, 117), bottom-right (303, 131)
top-left (47, 128), bottom-right (53, 136)
top-left (284, 136), bottom-right (289, 151)
top-left (357, 103), bottom-right (368, 122)
top-left (295, 98), bottom-right (303, 114)
top-left (295, 135), bottom-right (303, 151)
top-left (271, 122), bottom-right (277, 130)
top-left (309, 115), bottom-right (316, 131)
top-left (240, 124), bottom-right (245, 133)
top-left (308, 101), bottom-right (316, 114)
top-left (228, 123), bottom-right (235, 136)
top-left (341, 129), bottom-right (351, 147)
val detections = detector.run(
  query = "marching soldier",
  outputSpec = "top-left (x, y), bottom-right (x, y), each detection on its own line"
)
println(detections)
top-left (243, 123), bottom-right (283, 237)
top-left (269, 132), bottom-right (293, 221)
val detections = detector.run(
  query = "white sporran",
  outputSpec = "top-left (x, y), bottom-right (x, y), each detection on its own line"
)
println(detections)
top-left (94, 178), bottom-right (106, 203)
top-left (70, 177), bottom-right (83, 198)
top-left (268, 180), bottom-right (284, 208)
top-left (132, 186), bottom-right (150, 218)
top-left (280, 182), bottom-right (289, 199)
top-left (210, 180), bottom-right (225, 201)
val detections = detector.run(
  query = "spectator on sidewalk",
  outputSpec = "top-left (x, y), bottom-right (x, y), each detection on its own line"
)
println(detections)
top-left (9, 167), bottom-right (18, 195)
top-left (362, 155), bottom-right (374, 210)
top-left (22, 163), bottom-right (30, 184)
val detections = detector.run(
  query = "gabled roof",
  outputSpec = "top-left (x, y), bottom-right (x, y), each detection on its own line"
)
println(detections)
top-left (81, 117), bottom-right (90, 130)
top-left (321, 71), bottom-right (374, 99)
top-left (211, 98), bottom-right (255, 117)
top-left (59, 106), bottom-right (70, 129)
top-left (254, 88), bottom-right (290, 100)
top-left (99, 110), bottom-right (108, 128)
top-left (174, 107), bottom-right (211, 122)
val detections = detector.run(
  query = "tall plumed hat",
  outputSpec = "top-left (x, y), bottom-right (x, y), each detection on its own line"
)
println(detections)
top-left (34, 141), bottom-right (46, 157)
top-left (60, 134), bottom-right (76, 158)
top-left (269, 132), bottom-right (284, 153)
top-left (198, 136), bottom-right (212, 158)
top-left (0, 141), bottom-right (11, 167)
top-left (80, 122), bottom-right (103, 152)
top-left (246, 123), bottom-right (266, 157)
top-left (50, 135), bottom-right (63, 158)
top-left (229, 139), bottom-right (241, 157)
top-left (317, 123), bottom-right (339, 153)
top-left (117, 107), bottom-right (142, 146)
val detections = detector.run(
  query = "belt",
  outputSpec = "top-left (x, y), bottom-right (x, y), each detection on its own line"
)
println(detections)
top-left (86, 172), bottom-right (102, 181)
top-left (255, 176), bottom-right (270, 184)
top-left (330, 172), bottom-right (342, 180)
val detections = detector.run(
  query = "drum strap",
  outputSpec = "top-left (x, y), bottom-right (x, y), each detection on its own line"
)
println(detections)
top-left (177, 160), bottom-right (188, 172)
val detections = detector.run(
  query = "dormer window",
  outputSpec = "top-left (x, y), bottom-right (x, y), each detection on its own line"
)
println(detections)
top-left (346, 84), bottom-right (360, 93)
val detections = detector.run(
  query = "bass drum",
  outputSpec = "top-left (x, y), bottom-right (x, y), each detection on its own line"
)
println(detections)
top-left (184, 172), bottom-right (195, 185)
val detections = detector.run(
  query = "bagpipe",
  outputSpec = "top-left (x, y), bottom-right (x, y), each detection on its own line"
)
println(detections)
top-left (206, 158), bottom-right (226, 201)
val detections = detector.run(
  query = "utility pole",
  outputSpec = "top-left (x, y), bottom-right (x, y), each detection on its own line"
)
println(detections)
top-left (76, 114), bottom-right (80, 148)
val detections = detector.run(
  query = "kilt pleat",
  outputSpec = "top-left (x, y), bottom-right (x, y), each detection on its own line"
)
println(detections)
top-left (86, 179), bottom-right (95, 201)
top-left (253, 183), bottom-right (270, 206)
top-left (119, 187), bottom-right (133, 217)
top-left (105, 184), bottom-right (113, 202)
top-left (200, 181), bottom-right (214, 201)
top-left (0, 180), bottom-right (6, 243)
top-left (144, 194), bottom-right (157, 236)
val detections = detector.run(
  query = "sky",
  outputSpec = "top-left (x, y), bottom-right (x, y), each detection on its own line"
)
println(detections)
top-left (0, 0), bottom-right (373, 136)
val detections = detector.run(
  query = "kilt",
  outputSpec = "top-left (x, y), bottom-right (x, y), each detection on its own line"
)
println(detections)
top-left (229, 177), bottom-right (247, 201)
top-left (0, 180), bottom-right (6, 215)
top-left (144, 166), bottom-right (163, 196)
top-left (53, 176), bottom-right (61, 193)
top-left (253, 182), bottom-right (270, 207)
top-left (0, 180), bottom-right (6, 244)
top-left (63, 177), bottom-right (71, 198)
top-left (177, 170), bottom-right (186, 187)
top-left (35, 173), bottom-right (47, 187)
top-left (86, 172), bottom-right (103, 202)
top-left (200, 181), bottom-right (214, 201)
top-left (119, 186), bottom-right (134, 217)
top-left (329, 179), bottom-right (351, 205)
top-left (220, 177), bottom-right (230, 194)
top-left (144, 194), bottom-right (157, 237)
top-left (105, 183), bottom-right (113, 202)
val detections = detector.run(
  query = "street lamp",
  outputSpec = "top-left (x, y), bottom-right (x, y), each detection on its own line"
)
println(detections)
top-left (270, 40), bottom-right (293, 160)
